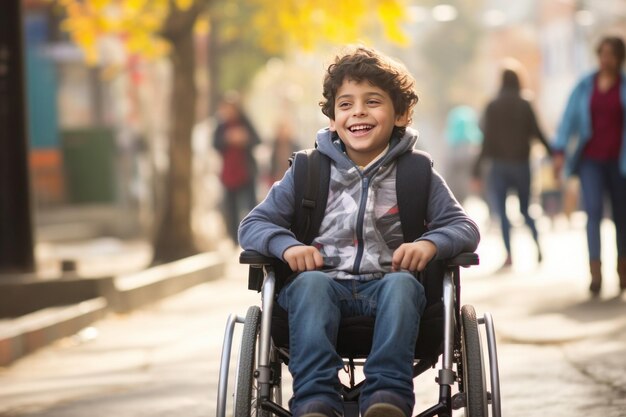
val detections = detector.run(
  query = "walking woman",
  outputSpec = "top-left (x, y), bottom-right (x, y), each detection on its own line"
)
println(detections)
top-left (553, 36), bottom-right (626, 296)
top-left (473, 64), bottom-right (552, 268)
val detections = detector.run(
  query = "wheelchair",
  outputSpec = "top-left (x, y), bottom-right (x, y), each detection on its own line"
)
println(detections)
top-left (217, 250), bottom-right (501, 417)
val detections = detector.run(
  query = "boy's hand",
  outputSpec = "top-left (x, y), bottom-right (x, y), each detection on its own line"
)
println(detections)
top-left (283, 245), bottom-right (324, 272)
top-left (392, 240), bottom-right (437, 272)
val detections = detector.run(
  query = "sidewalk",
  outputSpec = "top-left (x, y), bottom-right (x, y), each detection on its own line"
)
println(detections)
top-left (462, 214), bottom-right (626, 396)
top-left (0, 236), bottom-right (231, 367)
top-left (0, 250), bottom-right (255, 416)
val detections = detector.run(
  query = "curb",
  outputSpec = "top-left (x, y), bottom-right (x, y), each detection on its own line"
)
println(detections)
top-left (0, 298), bottom-right (107, 367)
top-left (112, 251), bottom-right (225, 313)
top-left (0, 251), bottom-right (227, 367)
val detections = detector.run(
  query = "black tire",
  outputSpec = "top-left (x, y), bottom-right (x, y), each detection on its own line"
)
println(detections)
top-left (460, 305), bottom-right (488, 417)
top-left (234, 306), bottom-right (268, 417)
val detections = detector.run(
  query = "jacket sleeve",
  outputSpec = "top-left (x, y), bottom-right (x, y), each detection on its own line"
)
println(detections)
top-left (243, 116), bottom-right (262, 150)
top-left (212, 123), bottom-right (227, 152)
top-left (238, 166), bottom-right (303, 260)
top-left (418, 169), bottom-right (480, 259)
top-left (553, 79), bottom-right (583, 152)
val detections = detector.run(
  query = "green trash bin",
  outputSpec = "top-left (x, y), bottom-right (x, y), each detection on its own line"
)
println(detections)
top-left (61, 128), bottom-right (116, 204)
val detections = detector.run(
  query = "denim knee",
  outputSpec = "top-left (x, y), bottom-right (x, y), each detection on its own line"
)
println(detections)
top-left (284, 271), bottom-right (335, 302)
top-left (378, 273), bottom-right (426, 313)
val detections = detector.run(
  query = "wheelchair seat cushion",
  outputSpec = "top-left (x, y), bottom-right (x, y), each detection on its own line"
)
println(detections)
top-left (270, 302), bottom-right (443, 360)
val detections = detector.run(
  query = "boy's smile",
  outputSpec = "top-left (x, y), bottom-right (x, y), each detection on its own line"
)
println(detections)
top-left (330, 78), bottom-right (408, 167)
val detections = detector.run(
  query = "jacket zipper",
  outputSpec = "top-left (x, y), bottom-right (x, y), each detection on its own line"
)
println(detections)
top-left (352, 175), bottom-right (369, 274)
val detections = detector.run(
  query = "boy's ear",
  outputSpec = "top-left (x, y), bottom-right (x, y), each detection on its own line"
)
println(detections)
top-left (329, 118), bottom-right (337, 131)
top-left (395, 111), bottom-right (409, 127)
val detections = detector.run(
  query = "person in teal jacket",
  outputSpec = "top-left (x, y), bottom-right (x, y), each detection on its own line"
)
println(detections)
top-left (553, 35), bottom-right (626, 296)
top-left (443, 105), bottom-right (482, 206)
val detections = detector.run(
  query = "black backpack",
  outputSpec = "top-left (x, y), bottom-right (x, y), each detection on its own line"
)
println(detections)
top-left (250, 147), bottom-right (443, 296)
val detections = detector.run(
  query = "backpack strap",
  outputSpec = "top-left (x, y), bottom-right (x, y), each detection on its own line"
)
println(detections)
top-left (290, 148), bottom-right (331, 244)
top-left (396, 150), bottom-right (433, 242)
top-left (396, 150), bottom-right (441, 300)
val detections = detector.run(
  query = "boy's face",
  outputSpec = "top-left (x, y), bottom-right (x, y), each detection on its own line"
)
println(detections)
top-left (329, 78), bottom-right (408, 167)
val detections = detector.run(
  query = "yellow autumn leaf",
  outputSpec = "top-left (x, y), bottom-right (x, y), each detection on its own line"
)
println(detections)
top-left (377, 0), bottom-right (410, 44)
top-left (125, 0), bottom-right (147, 13)
top-left (175, 0), bottom-right (193, 11)
top-left (194, 15), bottom-right (210, 35)
top-left (86, 0), bottom-right (109, 12)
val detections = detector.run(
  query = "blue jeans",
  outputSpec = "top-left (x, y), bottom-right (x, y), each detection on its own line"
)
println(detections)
top-left (487, 160), bottom-right (540, 256)
top-left (277, 271), bottom-right (427, 416)
top-left (578, 159), bottom-right (626, 260)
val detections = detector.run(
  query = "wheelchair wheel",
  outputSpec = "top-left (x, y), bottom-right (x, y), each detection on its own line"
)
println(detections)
top-left (460, 305), bottom-right (488, 417)
top-left (234, 306), bottom-right (268, 417)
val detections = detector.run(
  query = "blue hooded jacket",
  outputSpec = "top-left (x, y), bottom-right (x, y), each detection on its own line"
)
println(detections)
top-left (238, 127), bottom-right (480, 281)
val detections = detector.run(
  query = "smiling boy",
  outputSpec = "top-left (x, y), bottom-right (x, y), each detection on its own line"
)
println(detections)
top-left (239, 45), bottom-right (479, 417)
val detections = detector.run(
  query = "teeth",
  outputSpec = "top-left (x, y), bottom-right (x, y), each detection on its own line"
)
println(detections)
top-left (350, 125), bottom-right (372, 131)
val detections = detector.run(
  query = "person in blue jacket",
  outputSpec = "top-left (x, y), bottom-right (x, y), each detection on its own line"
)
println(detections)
top-left (553, 35), bottom-right (626, 296)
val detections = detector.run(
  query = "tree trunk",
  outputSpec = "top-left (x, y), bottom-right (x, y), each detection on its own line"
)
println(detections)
top-left (207, 13), bottom-right (221, 115)
top-left (0, 0), bottom-right (35, 274)
top-left (152, 2), bottom-right (203, 263)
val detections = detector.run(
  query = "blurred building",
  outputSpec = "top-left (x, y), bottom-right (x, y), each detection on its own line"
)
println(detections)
top-left (22, 0), bottom-right (172, 242)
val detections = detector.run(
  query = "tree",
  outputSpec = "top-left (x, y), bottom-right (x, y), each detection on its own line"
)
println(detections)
top-left (54, 0), bottom-right (410, 263)
top-left (153, 1), bottom-right (206, 261)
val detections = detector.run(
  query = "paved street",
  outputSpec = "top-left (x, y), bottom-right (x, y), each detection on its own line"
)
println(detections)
top-left (0, 210), bottom-right (625, 417)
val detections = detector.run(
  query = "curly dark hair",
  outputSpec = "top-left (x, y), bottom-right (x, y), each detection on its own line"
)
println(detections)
top-left (319, 45), bottom-right (419, 136)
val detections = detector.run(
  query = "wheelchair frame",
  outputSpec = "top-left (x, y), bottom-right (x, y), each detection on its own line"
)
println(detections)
top-left (217, 251), bottom-right (501, 417)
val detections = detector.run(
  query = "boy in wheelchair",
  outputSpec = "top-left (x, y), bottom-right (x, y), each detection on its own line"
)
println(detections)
top-left (238, 45), bottom-right (480, 417)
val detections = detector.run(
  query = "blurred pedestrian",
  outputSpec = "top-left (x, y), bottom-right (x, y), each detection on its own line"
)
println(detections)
top-left (552, 35), bottom-right (626, 296)
top-left (443, 105), bottom-right (482, 206)
top-left (472, 63), bottom-right (552, 268)
top-left (213, 93), bottom-right (261, 245)
top-left (269, 120), bottom-right (300, 184)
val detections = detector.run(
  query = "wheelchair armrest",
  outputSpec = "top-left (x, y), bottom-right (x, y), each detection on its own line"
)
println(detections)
top-left (445, 252), bottom-right (479, 267)
top-left (239, 250), bottom-right (280, 266)
top-left (240, 250), bottom-right (479, 267)
top-left (240, 250), bottom-right (283, 292)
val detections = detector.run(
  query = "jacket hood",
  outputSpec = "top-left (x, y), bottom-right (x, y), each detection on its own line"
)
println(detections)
top-left (314, 126), bottom-right (420, 169)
